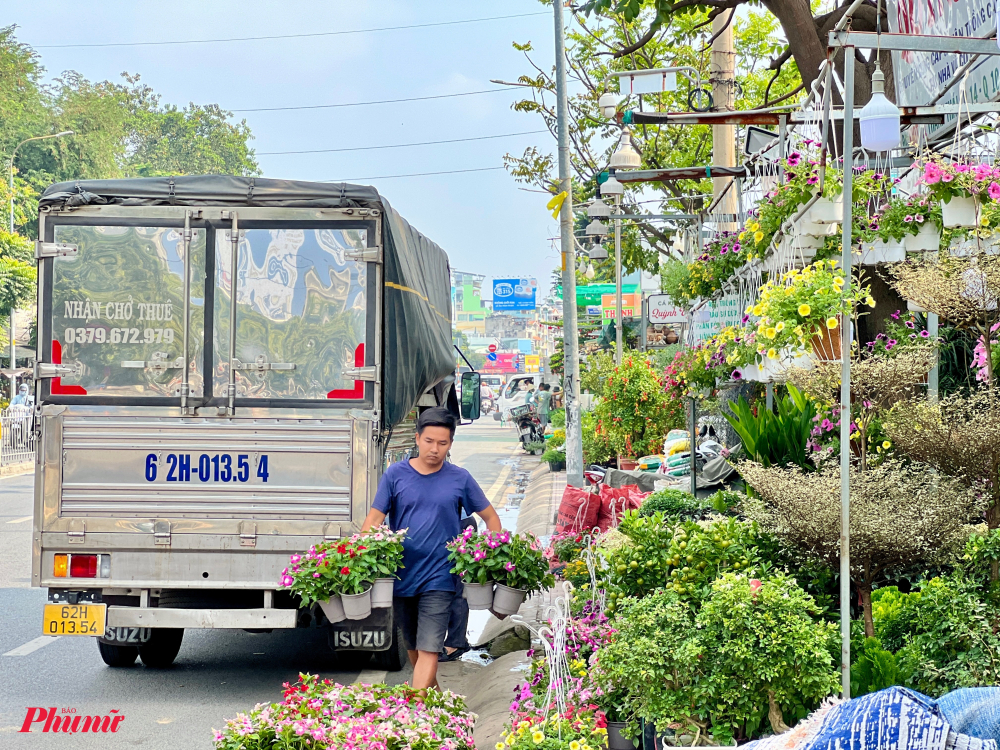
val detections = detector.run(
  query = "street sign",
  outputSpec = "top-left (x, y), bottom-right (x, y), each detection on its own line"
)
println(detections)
top-left (488, 344), bottom-right (497, 353)
top-left (647, 294), bottom-right (686, 324)
top-left (487, 352), bottom-right (498, 362)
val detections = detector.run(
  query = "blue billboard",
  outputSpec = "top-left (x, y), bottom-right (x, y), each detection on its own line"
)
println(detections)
top-left (492, 278), bottom-right (537, 311)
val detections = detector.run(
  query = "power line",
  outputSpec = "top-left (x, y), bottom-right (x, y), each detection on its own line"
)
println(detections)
top-left (328, 166), bottom-right (506, 181)
top-left (232, 87), bottom-right (521, 113)
top-left (259, 130), bottom-right (547, 155)
top-left (33, 11), bottom-right (549, 49)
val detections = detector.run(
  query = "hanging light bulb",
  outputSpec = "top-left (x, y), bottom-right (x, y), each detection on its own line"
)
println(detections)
top-left (859, 61), bottom-right (901, 152)
top-left (598, 92), bottom-right (619, 119)
top-left (600, 175), bottom-right (624, 197)
top-left (589, 242), bottom-right (609, 260)
top-left (585, 262), bottom-right (596, 279)
top-left (585, 220), bottom-right (609, 237)
top-left (587, 198), bottom-right (611, 218)
top-left (609, 127), bottom-right (642, 169)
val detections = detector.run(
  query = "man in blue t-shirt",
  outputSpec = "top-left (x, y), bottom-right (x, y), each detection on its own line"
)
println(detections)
top-left (361, 406), bottom-right (501, 690)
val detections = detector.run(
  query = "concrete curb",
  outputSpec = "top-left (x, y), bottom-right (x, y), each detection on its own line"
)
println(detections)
top-left (0, 462), bottom-right (32, 479)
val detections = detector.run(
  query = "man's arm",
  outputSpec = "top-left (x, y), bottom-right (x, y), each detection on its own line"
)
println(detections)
top-left (475, 504), bottom-right (502, 532)
top-left (360, 508), bottom-right (386, 532)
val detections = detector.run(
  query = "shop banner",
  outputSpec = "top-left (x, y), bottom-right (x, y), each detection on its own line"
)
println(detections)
top-left (646, 294), bottom-right (686, 324)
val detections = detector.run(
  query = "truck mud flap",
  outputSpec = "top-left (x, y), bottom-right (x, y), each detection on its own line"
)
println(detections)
top-left (328, 608), bottom-right (393, 652)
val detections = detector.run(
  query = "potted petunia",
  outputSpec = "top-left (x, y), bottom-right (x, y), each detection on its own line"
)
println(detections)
top-left (868, 193), bottom-right (942, 253)
top-left (447, 528), bottom-right (554, 615)
top-left (751, 259), bottom-right (871, 364)
top-left (918, 159), bottom-right (1000, 228)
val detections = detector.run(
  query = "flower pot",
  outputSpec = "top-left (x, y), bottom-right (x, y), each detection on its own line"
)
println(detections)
top-left (618, 457), bottom-right (639, 470)
top-left (795, 218), bottom-right (837, 237)
top-left (607, 721), bottom-right (634, 750)
top-left (341, 587), bottom-right (373, 620)
top-left (371, 578), bottom-right (394, 608)
top-left (741, 364), bottom-right (763, 382)
top-left (859, 239), bottom-right (905, 264)
top-left (942, 196), bottom-right (978, 228)
top-left (907, 299), bottom-right (927, 313)
top-left (904, 223), bottom-right (941, 253)
top-left (811, 318), bottom-right (843, 361)
top-left (548, 460), bottom-right (566, 473)
top-left (792, 234), bottom-right (824, 250)
top-left (807, 196), bottom-right (844, 224)
top-left (463, 581), bottom-right (495, 610)
top-left (319, 596), bottom-right (346, 624)
top-left (492, 584), bottom-right (528, 616)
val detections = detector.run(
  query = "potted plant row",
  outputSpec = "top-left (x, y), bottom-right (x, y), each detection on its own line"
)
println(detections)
top-left (918, 159), bottom-right (1000, 229)
top-left (447, 528), bottom-right (554, 615)
top-left (280, 527), bottom-right (406, 622)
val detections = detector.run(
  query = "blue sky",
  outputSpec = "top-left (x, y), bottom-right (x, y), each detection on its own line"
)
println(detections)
top-left (12, 1), bottom-right (562, 296)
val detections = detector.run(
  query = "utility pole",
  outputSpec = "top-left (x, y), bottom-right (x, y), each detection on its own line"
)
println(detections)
top-left (711, 10), bottom-right (737, 228)
top-left (614, 192), bottom-right (622, 366)
top-left (554, 0), bottom-right (584, 487)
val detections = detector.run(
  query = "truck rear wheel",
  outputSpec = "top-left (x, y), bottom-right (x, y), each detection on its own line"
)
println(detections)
top-left (97, 640), bottom-right (138, 667)
top-left (371, 624), bottom-right (409, 672)
top-left (138, 629), bottom-right (184, 669)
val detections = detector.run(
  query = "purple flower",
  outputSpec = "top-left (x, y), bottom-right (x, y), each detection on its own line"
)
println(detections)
top-left (731, 369), bottom-right (743, 381)
top-left (807, 174), bottom-right (819, 185)
top-left (920, 330), bottom-right (930, 338)
top-left (891, 310), bottom-right (900, 320)
top-left (905, 321), bottom-right (915, 328)
top-left (915, 214), bottom-right (925, 223)
top-left (904, 215), bottom-right (914, 223)
top-left (504, 562), bottom-right (516, 572)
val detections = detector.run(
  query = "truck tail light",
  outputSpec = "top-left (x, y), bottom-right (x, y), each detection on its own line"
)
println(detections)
top-left (53, 554), bottom-right (68, 577)
top-left (70, 555), bottom-right (98, 578)
top-left (99, 555), bottom-right (111, 578)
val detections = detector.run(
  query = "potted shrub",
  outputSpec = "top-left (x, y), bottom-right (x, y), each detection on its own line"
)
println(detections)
top-left (447, 529), bottom-right (554, 615)
top-left (356, 527), bottom-right (406, 609)
top-left (447, 527), bottom-right (502, 610)
top-left (524, 440), bottom-right (545, 456)
top-left (542, 445), bottom-right (565, 472)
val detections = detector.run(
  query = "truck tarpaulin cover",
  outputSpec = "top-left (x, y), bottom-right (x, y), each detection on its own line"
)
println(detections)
top-left (38, 175), bottom-right (455, 429)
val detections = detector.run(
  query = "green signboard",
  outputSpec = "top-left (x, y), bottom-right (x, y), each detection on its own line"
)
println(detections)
top-left (555, 283), bottom-right (639, 306)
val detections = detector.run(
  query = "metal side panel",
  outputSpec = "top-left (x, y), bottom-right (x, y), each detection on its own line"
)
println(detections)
top-left (108, 607), bottom-right (296, 629)
top-left (55, 415), bottom-right (353, 521)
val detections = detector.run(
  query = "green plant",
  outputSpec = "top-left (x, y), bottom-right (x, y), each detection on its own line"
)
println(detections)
top-left (500, 713), bottom-right (608, 750)
top-left (447, 529), bottom-right (554, 594)
top-left (280, 533), bottom-right (402, 603)
top-left (851, 637), bottom-right (910, 696)
top-left (546, 428), bottom-right (566, 449)
top-left (869, 194), bottom-right (942, 242)
top-left (637, 488), bottom-right (710, 520)
top-left (725, 383), bottom-right (816, 470)
top-left (541, 447), bottom-right (564, 464)
top-left (524, 440), bottom-right (545, 453)
top-left (549, 408), bottom-right (566, 428)
top-left (708, 489), bottom-right (742, 515)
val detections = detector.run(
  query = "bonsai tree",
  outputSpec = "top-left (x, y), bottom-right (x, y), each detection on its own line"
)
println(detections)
top-left (739, 458), bottom-right (983, 637)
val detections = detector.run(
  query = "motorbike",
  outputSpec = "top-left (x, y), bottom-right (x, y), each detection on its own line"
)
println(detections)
top-left (509, 403), bottom-right (544, 448)
top-left (480, 394), bottom-right (496, 415)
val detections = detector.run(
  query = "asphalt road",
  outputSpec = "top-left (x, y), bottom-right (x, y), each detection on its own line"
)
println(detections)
top-left (0, 418), bottom-right (521, 748)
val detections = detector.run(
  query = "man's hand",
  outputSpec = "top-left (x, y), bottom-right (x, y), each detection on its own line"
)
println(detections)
top-left (360, 508), bottom-right (386, 533)
top-left (477, 504), bottom-right (502, 533)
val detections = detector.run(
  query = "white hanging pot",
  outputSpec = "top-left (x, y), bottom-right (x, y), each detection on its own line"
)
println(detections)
top-left (740, 364), bottom-right (763, 382)
top-left (794, 217), bottom-right (837, 238)
top-left (907, 299), bottom-right (927, 313)
top-left (807, 197), bottom-right (844, 224)
top-left (904, 223), bottom-right (941, 253)
top-left (942, 196), bottom-right (978, 228)
top-left (950, 236), bottom-right (975, 257)
top-left (859, 239), bottom-right (905, 264)
top-left (792, 234), bottom-right (824, 250)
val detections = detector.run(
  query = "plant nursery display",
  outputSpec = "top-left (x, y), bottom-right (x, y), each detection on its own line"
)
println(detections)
top-left (212, 674), bottom-right (477, 750)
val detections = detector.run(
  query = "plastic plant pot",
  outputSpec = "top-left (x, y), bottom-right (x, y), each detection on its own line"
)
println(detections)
top-left (942, 196), bottom-right (978, 228)
top-left (904, 223), bottom-right (941, 253)
top-left (319, 596), bottom-right (346, 624)
top-left (371, 578), bottom-right (395, 608)
top-left (492, 584), bottom-right (527, 616)
top-left (807, 197), bottom-right (844, 224)
top-left (462, 581), bottom-right (495, 610)
top-left (341, 588), bottom-right (373, 621)
top-left (607, 722), bottom-right (634, 750)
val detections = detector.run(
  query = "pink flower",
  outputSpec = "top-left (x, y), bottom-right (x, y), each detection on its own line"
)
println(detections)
top-left (504, 562), bottom-right (516, 572)
top-left (923, 163), bottom-right (943, 184)
top-left (312, 572), bottom-right (320, 578)
top-left (974, 164), bottom-right (993, 181)
top-left (957, 163), bottom-right (972, 173)
top-left (942, 172), bottom-right (955, 183)
top-left (989, 182), bottom-right (1000, 201)
top-left (280, 575), bottom-right (294, 586)
top-left (289, 554), bottom-right (301, 564)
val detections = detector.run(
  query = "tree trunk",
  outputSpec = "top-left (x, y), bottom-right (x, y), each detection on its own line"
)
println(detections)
top-left (767, 690), bottom-right (790, 734)
top-left (858, 581), bottom-right (875, 638)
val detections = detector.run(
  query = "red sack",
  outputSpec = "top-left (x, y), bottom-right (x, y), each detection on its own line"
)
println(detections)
top-left (555, 486), bottom-right (601, 533)
top-left (596, 485), bottom-right (650, 530)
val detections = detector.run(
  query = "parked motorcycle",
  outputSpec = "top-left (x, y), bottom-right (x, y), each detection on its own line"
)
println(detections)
top-left (509, 403), bottom-right (544, 448)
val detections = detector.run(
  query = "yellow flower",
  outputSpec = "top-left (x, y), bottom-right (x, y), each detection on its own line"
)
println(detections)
top-left (752, 304), bottom-right (763, 316)
top-left (798, 304), bottom-right (811, 316)
top-left (532, 730), bottom-right (546, 744)
top-left (745, 304), bottom-right (754, 314)
top-left (739, 232), bottom-right (746, 240)
top-left (827, 317), bottom-right (838, 329)
top-left (794, 325), bottom-right (804, 336)
top-left (833, 276), bottom-right (844, 287)
top-left (767, 348), bottom-right (778, 359)
top-left (883, 440), bottom-right (891, 449)
top-left (571, 742), bottom-right (582, 750)
top-left (982, 215), bottom-right (991, 227)
top-left (497, 744), bottom-right (506, 750)
top-left (754, 231), bottom-right (764, 243)
top-left (775, 321), bottom-right (785, 332)
top-left (508, 733), bottom-right (516, 745)
top-left (866, 296), bottom-right (876, 308)
top-left (765, 327), bottom-right (776, 339)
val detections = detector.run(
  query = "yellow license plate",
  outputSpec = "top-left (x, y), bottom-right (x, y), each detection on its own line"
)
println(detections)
top-left (42, 603), bottom-right (106, 636)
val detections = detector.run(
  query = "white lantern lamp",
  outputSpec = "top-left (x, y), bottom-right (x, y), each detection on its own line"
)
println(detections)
top-left (600, 175), bottom-right (624, 197)
top-left (585, 220), bottom-right (609, 237)
top-left (859, 62), bottom-right (901, 152)
top-left (587, 198), bottom-right (611, 218)
top-left (609, 127), bottom-right (642, 169)
top-left (585, 262), bottom-right (596, 279)
top-left (589, 242), bottom-right (609, 260)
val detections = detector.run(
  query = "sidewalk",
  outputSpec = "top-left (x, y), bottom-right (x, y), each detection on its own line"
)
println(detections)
top-left (439, 457), bottom-right (566, 747)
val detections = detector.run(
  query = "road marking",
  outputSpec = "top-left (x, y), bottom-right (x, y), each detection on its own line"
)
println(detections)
top-left (484, 446), bottom-right (520, 507)
top-left (5, 516), bottom-right (32, 524)
top-left (355, 669), bottom-right (388, 685)
top-left (4, 636), bottom-right (60, 657)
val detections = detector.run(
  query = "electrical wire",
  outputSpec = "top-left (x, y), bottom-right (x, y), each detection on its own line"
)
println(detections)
top-left (326, 166), bottom-right (506, 182)
top-left (259, 130), bottom-right (547, 155)
top-left (231, 87), bottom-right (521, 113)
top-left (33, 11), bottom-right (549, 48)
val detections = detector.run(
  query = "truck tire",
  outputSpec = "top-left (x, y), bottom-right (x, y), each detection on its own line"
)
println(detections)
top-left (97, 640), bottom-right (138, 667)
top-left (137, 629), bottom-right (184, 669)
top-left (372, 624), bottom-right (409, 672)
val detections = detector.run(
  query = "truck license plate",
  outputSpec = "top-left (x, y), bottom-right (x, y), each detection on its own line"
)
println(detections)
top-left (42, 603), bottom-right (106, 636)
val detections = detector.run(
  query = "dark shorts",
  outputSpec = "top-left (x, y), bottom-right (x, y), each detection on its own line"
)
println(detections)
top-left (394, 590), bottom-right (454, 654)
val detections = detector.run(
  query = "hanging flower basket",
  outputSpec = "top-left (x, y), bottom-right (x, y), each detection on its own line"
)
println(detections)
top-left (942, 196), bottom-right (978, 228)
top-left (792, 234), bottom-right (824, 250)
top-left (491, 583), bottom-right (528, 616)
top-left (811, 316), bottom-right (843, 361)
top-left (859, 239), bottom-right (906, 264)
top-left (740, 363), bottom-right (763, 382)
top-left (807, 196), bottom-right (844, 224)
top-left (462, 581), bottom-right (495, 610)
top-left (371, 578), bottom-right (395, 609)
top-left (904, 223), bottom-right (941, 253)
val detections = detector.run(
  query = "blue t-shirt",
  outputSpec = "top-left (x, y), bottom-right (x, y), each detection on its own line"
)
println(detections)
top-left (372, 460), bottom-right (490, 597)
